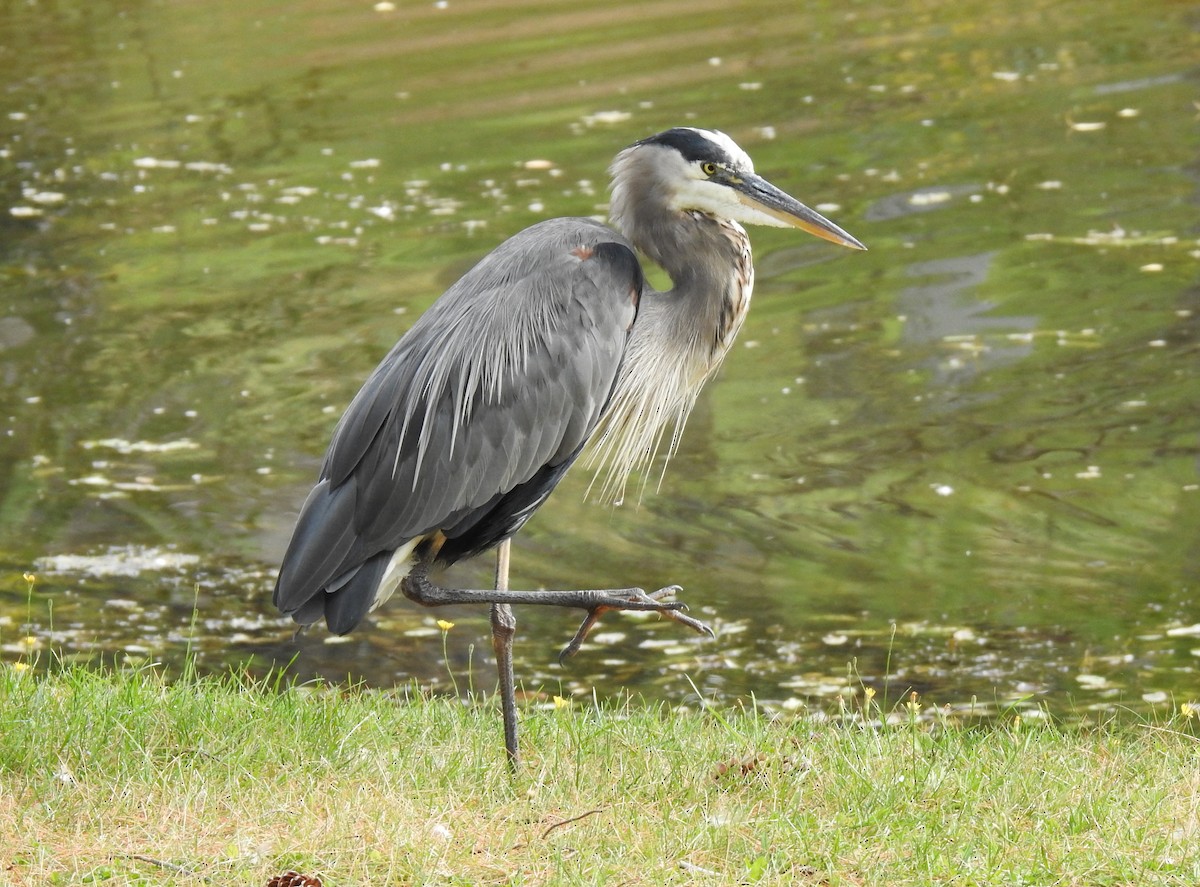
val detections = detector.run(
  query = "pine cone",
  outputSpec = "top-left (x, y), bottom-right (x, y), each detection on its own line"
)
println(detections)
top-left (266, 871), bottom-right (323, 887)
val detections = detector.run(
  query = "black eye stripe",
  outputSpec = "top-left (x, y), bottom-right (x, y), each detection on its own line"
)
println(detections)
top-left (637, 128), bottom-right (735, 167)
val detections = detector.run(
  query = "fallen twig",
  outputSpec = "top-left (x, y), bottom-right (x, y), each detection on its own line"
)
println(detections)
top-left (541, 807), bottom-right (605, 839)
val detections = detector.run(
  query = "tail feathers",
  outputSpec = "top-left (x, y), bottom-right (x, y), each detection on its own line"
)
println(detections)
top-left (324, 551), bottom-right (393, 634)
top-left (287, 594), bottom-right (327, 628)
top-left (274, 478), bottom-right (392, 635)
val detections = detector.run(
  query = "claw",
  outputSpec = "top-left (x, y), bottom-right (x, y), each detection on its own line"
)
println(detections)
top-left (558, 607), bottom-right (605, 664)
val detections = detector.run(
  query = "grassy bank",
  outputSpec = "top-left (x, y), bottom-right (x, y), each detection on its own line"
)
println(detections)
top-left (1, 663), bottom-right (1198, 886)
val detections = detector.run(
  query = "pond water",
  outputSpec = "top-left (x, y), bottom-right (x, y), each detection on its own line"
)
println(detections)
top-left (2, 0), bottom-right (1197, 723)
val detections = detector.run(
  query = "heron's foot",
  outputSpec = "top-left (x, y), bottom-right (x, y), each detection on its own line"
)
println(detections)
top-left (558, 585), bottom-right (714, 664)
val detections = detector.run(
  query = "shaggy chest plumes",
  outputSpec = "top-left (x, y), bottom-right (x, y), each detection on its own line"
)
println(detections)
top-left (586, 215), bottom-right (754, 504)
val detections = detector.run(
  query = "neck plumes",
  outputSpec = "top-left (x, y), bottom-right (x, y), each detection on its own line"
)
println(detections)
top-left (586, 190), bottom-right (754, 505)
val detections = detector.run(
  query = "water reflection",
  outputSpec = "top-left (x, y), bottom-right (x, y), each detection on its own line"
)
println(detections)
top-left (863, 184), bottom-right (984, 223)
top-left (2, 0), bottom-right (1198, 722)
top-left (899, 252), bottom-right (1038, 386)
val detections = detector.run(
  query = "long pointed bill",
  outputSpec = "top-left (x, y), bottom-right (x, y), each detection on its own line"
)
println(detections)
top-left (734, 172), bottom-right (867, 250)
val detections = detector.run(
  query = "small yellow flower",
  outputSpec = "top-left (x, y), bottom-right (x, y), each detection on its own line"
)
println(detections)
top-left (436, 619), bottom-right (455, 632)
top-left (11, 661), bottom-right (30, 673)
top-left (21, 636), bottom-right (39, 650)
top-left (905, 690), bottom-right (921, 716)
top-left (1182, 702), bottom-right (1197, 720)
top-left (553, 695), bottom-right (572, 709)
top-left (22, 572), bottom-right (36, 585)
top-left (863, 687), bottom-right (876, 701)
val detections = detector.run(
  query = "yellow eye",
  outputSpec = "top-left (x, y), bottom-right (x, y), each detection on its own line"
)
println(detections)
top-left (701, 161), bottom-right (718, 176)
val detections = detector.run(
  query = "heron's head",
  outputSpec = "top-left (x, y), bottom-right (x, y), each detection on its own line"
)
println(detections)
top-left (609, 127), bottom-right (865, 250)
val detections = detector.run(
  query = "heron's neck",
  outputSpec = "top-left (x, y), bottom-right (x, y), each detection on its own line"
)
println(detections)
top-left (636, 209), bottom-right (754, 365)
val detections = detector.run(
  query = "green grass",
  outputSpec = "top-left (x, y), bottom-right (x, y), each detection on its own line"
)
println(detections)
top-left (1, 663), bottom-right (1198, 886)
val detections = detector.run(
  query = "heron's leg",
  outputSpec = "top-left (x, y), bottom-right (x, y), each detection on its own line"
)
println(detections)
top-left (402, 564), bottom-right (714, 662)
top-left (491, 539), bottom-right (519, 771)
top-left (403, 565), bottom-right (695, 614)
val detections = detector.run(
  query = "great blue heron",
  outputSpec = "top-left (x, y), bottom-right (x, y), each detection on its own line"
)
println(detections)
top-left (273, 127), bottom-right (865, 767)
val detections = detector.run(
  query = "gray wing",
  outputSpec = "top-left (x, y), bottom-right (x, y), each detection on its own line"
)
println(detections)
top-left (273, 217), bottom-right (641, 630)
